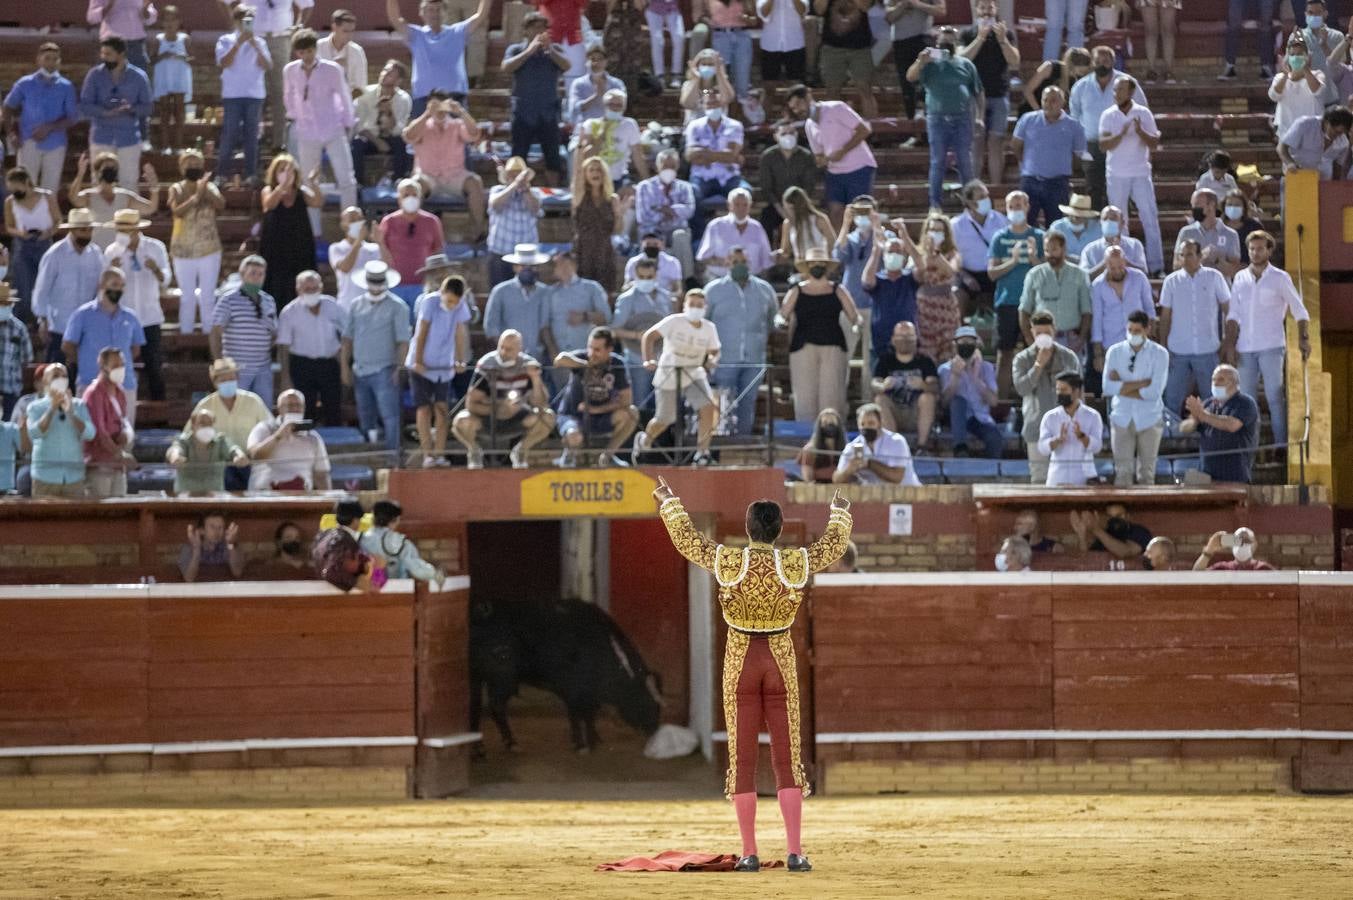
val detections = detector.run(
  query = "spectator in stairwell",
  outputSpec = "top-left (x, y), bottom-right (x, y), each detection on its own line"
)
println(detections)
top-left (0, 285), bottom-right (33, 421)
top-left (32, 209), bottom-right (105, 366)
top-left (1180, 363), bottom-right (1260, 484)
top-left (1079, 205), bottom-right (1148, 278)
top-left (318, 7), bottom-right (368, 96)
top-left (167, 150), bottom-right (224, 336)
top-left (330, 208), bottom-right (390, 310)
top-left (1221, 1), bottom-right (1276, 79)
top-left (950, 180), bottom-right (1007, 311)
top-left (1037, 369), bottom-right (1102, 486)
top-left (783, 249), bottom-right (861, 423)
top-left (611, 257), bottom-right (674, 411)
top-left (816, 0), bottom-right (879, 119)
top-left (284, 28), bottom-right (358, 211)
top-left (1160, 240), bottom-right (1233, 423)
top-left (2, 42), bottom-right (80, 192)
top-left (797, 407), bottom-right (849, 482)
top-left (832, 402), bottom-right (922, 485)
top-left (1099, 75), bottom-right (1163, 276)
top-left (705, 247), bottom-right (778, 437)
top-left (1042, 0), bottom-right (1088, 64)
top-left (1018, 231), bottom-right (1091, 354)
top-left (939, 325), bottom-right (1004, 458)
top-left (785, 85), bottom-right (876, 233)
top-left (247, 388), bottom-right (333, 492)
top-left (680, 49), bottom-right (736, 123)
top-left (214, 5), bottom-right (271, 185)
top-left (1278, 107), bottom-right (1353, 180)
top-left (211, 256), bottom-right (278, 402)
top-left (908, 26), bottom-right (980, 210)
top-left (166, 407), bottom-right (249, 495)
top-left (961, 0), bottom-right (1020, 187)
top-left (379, 180), bottom-right (446, 309)
top-left (488, 158), bottom-right (545, 288)
top-left (758, 0), bottom-right (808, 84)
top-left (626, 234), bottom-right (684, 296)
top-left (1271, 34), bottom-right (1325, 140)
top-left (872, 321), bottom-right (939, 452)
top-left (352, 60), bottom-right (414, 186)
top-left (386, 0), bottom-right (489, 115)
top-left (1103, 309), bottom-right (1169, 486)
top-left (569, 156), bottom-right (624, 293)
top-left (179, 510), bottom-right (245, 583)
top-left (26, 363), bottom-right (97, 499)
top-left (886, 0), bottom-right (943, 143)
top-left (758, 121), bottom-right (820, 245)
top-left (79, 37), bottom-right (153, 193)
top-left (276, 270), bottom-right (344, 427)
top-left (1069, 46), bottom-right (1145, 210)
top-left (101, 208), bottom-right (167, 412)
top-left (1174, 189), bottom-right (1241, 281)
top-left (342, 261), bottom-right (412, 454)
top-left (1011, 86), bottom-right (1086, 228)
top-left (409, 276), bottom-right (473, 468)
top-left (1016, 311), bottom-right (1082, 484)
top-left (568, 46), bottom-right (626, 125)
top-left (1222, 230), bottom-right (1311, 448)
top-left (501, 14), bottom-right (568, 186)
top-left (1194, 527), bottom-right (1275, 571)
top-left (1136, 0), bottom-right (1179, 83)
top-left (686, 90), bottom-right (750, 237)
top-left (697, 188), bottom-right (774, 280)
top-left (552, 326), bottom-right (640, 469)
top-left (405, 93), bottom-right (487, 240)
top-left (987, 190), bottom-right (1043, 397)
top-left (1091, 246), bottom-right (1154, 389)
top-left (258, 153), bottom-right (322, 307)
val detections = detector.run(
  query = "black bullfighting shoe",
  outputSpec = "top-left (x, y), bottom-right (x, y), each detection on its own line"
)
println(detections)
top-left (787, 853), bottom-right (812, 872)
top-left (733, 854), bottom-right (761, 872)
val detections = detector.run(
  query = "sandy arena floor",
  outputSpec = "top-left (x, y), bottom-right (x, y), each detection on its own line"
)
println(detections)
top-left (3, 793), bottom-right (1352, 899)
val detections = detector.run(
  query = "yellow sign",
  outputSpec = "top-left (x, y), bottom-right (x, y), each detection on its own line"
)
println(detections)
top-left (520, 469), bottom-right (658, 518)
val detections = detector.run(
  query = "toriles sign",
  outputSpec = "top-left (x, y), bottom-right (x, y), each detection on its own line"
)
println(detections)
top-left (520, 470), bottom-right (658, 518)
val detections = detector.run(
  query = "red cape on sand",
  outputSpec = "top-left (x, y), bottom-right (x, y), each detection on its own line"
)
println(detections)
top-left (597, 851), bottom-right (786, 872)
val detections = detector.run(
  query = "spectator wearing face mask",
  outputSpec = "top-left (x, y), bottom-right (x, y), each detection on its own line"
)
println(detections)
top-left (833, 402), bottom-right (921, 485)
top-left (63, 267), bottom-right (146, 403)
top-left (798, 407), bottom-right (848, 483)
top-left (705, 248), bottom-right (778, 437)
top-left (32, 209), bottom-right (106, 366)
top-left (167, 407), bottom-right (249, 495)
top-left (1098, 75), bottom-right (1163, 276)
top-left (26, 363), bottom-right (97, 498)
top-left (863, 235), bottom-right (918, 365)
top-left (759, 121), bottom-right (820, 245)
top-left (686, 90), bottom-right (750, 237)
top-left (81, 346), bottom-right (136, 499)
top-left (636, 150), bottom-right (698, 254)
top-left (454, 329), bottom-right (557, 470)
top-left (362, 499), bottom-right (444, 584)
top-left (246, 388), bottom-right (332, 492)
top-left (1270, 34), bottom-right (1325, 139)
top-left (0, 285), bottom-right (34, 421)
top-left (907, 26), bottom-right (981, 210)
top-left (612, 258), bottom-right (674, 411)
top-left (1174, 189), bottom-right (1241, 281)
top-left (939, 325), bottom-right (1004, 459)
top-left (184, 357), bottom-right (270, 491)
top-left (782, 249), bottom-right (861, 423)
top-left (950, 180), bottom-right (1007, 308)
top-left (211, 255), bottom-right (277, 403)
top-left (626, 234), bottom-right (684, 296)
top-left (1011, 508), bottom-right (1064, 554)
top-left (1194, 527), bottom-right (1275, 571)
top-left (1016, 312), bottom-right (1082, 484)
top-left (987, 190), bottom-right (1043, 398)
top-left (409, 276), bottom-right (473, 467)
top-left (1079, 205), bottom-right (1148, 279)
top-left (633, 289), bottom-right (723, 466)
top-left (1018, 232), bottom-right (1091, 355)
top-left (1160, 240), bottom-right (1232, 423)
top-left (697, 188), bottom-right (773, 280)
top-left (1047, 194), bottom-right (1102, 266)
top-left (833, 196), bottom-right (880, 322)
top-left (487, 158), bottom-right (544, 287)
top-left (871, 321), bottom-right (938, 452)
top-left (994, 535), bottom-right (1032, 573)
top-left (251, 520), bottom-right (314, 579)
top-left (276, 270), bottom-right (344, 427)
top-left (378, 180), bottom-right (446, 308)
top-left (1180, 364), bottom-right (1259, 484)
top-left (1141, 535), bottom-right (1176, 571)
top-left (1103, 309), bottom-right (1168, 486)
top-left (1037, 369), bottom-right (1102, 486)
top-left (1068, 46), bottom-right (1145, 211)
top-left (102, 208), bottom-right (168, 409)
top-left (329, 207), bottom-right (390, 310)
top-left (1071, 503), bottom-right (1152, 560)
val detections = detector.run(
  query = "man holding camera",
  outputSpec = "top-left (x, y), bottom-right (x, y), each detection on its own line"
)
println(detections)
top-left (245, 388), bottom-right (332, 492)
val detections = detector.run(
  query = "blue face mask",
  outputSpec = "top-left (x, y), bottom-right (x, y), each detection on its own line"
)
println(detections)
top-left (707, 107), bottom-right (724, 122)
top-left (633, 278), bottom-right (656, 293)
top-left (1211, 384), bottom-right (1231, 402)
top-left (0, 307), bottom-right (12, 322)
top-left (976, 198), bottom-right (993, 215)
top-left (217, 379), bottom-right (239, 398)
top-left (1102, 219), bottom-right (1121, 238)
top-left (698, 64), bottom-right (716, 80)
top-left (604, 109), bottom-right (622, 122)
top-left (1308, 14), bottom-right (1325, 28)
top-left (1008, 209), bottom-right (1027, 226)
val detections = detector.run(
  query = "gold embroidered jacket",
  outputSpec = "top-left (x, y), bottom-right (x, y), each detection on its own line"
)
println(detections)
top-left (659, 497), bottom-right (853, 632)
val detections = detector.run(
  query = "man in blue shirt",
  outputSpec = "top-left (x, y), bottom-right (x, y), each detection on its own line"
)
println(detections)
top-left (1010, 86), bottom-right (1087, 229)
top-left (61, 268), bottom-right (146, 410)
top-left (862, 234), bottom-right (919, 368)
top-left (611, 258), bottom-right (674, 412)
top-left (1181, 364), bottom-right (1260, 484)
top-left (501, 13), bottom-right (569, 184)
top-left (2, 42), bottom-right (80, 192)
top-left (78, 37), bottom-right (152, 192)
top-left (26, 362), bottom-right (97, 498)
top-left (939, 325), bottom-right (1004, 458)
top-left (408, 275), bottom-right (473, 467)
top-left (987, 190), bottom-right (1044, 398)
top-left (705, 248), bottom-right (777, 437)
top-left (1068, 46), bottom-right (1147, 209)
top-left (31, 209), bottom-right (105, 365)
top-left (386, 0), bottom-right (490, 116)
top-left (542, 252), bottom-right (609, 389)
top-left (1102, 309), bottom-right (1169, 486)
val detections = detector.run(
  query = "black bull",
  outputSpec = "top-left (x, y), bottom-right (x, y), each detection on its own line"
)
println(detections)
top-left (469, 598), bottom-right (664, 754)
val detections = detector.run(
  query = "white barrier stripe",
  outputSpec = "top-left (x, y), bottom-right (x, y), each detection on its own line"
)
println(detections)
top-left (814, 572), bottom-right (1353, 587)
top-left (711, 729), bottom-right (1353, 744)
top-left (0, 736), bottom-right (420, 757)
top-left (420, 733), bottom-right (484, 748)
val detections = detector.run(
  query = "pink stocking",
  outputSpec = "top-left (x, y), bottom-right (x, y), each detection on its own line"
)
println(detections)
top-left (732, 792), bottom-right (758, 857)
top-left (777, 787), bottom-right (802, 856)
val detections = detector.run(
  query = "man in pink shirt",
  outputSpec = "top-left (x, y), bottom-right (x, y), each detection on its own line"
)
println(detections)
top-left (88, 0), bottom-right (156, 74)
top-left (379, 179), bottom-right (446, 306)
top-left (82, 346), bottom-right (134, 499)
top-left (403, 90), bottom-right (487, 237)
top-left (785, 84), bottom-right (876, 230)
top-left (284, 28), bottom-right (358, 209)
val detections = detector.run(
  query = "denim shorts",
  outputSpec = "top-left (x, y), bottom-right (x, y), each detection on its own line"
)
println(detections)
top-left (825, 165), bottom-right (877, 206)
top-left (984, 95), bottom-right (1012, 138)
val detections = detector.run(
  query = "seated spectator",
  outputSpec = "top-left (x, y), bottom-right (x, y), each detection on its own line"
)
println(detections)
top-left (0, 284), bottom-right (33, 419)
top-left (832, 402), bottom-right (921, 485)
top-left (453, 330), bottom-right (556, 470)
top-left (277, 270), bottom-right (345, 427)
top-left (1142, 535), bottom-right (1176, 571)
top-left (573, 89), bottom-right (649, 188)
top-left (1278, 107), bottom-right (1352, 180)
top-left (1037, 369), bottom-right (1103, 486)
top-left (824, 540), bottom-right (858, 574)
top-left (632, 289), bottom-right (722, 465)
top-left (1018, 231), bottom-right (1091, 353)
top-left (696, 188), bottom-right (773, 279)
top-left (871, 321), bottom-right (938, 452)
top-left (329, 207), bottom-right (389, 310)
top-left (26, 362), bottom-right (95, 498)
top-left (167, 407), bottom-right (249, 494)
top-left (686, 90), bottom-right (749, 234)
top-left (758, 120), bottom-right (820, 244)
top-left (863, 234), bottom-right (919, 366)
top-left (179, 510), bottom-right (244, 583)
top-left (1104, 309), bottom-right (1168, 485)
top-left (995, 536), bottom-right (1033, 573)
top-left (1015, 312), bottom-right (1083, 484)
top-left (1174, 189), bottom-right (1240, 281)
top-left (1071, 503), bottom-right (1152, 559)
top-left (248, 520), bottom-right (315, 579)
top-left (625, 234), bottom-right (684, 295)
top-left (1047, 194), bottom-right (1102, 265)
top-left (951, 180), bottom-right (1008, 309)
top-left (404, 92), bottom-right (486, 237)
top-left (81, 347), bottom-right (135, 499)
top-left (797, 407), bottom-right (848, 483)
top-left (185, 357), bottom-right (271, 491)
top-left (1180, 364), bottom-right (1259, 484)
top-left (361, 499), bottom-right (444, 584)
top-left (246, 389), bottom-right (333, 492)
top-left (1012, 508), bottom-right (1064, 554)
top-left (351, 59), bottom-right (413, 185)
top-left (1079, 205), bottom-right (1147, 278)
top-left (409, 275), bottom-right (473, 468)
top-left (636, 150), bottom-right (697, 251)
top-left (939, 325), bottom-right (1003, 459)
top-left (487, 157), bottom-right (544, 286)
top-left (553, 327), bottom-right (640, 468)
top-left (1091, 247), bottom-right (1155, 379)
top-left (1193, 527), bottom-right (1275, 571)
top-left (1195, 150), bottom-right (1239, 199)
top-left (568, 45), bottom-right (626, 124)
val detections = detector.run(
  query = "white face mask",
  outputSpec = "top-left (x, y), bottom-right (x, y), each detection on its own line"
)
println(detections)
top-left (400, 196), bottom-right (421, 214)
top-left (1034, 333), bottom-right (1054, 350)
top-left (777, 135), bottom-right (797, 151)
top-left (112, 232), bottom-right (131, 248)
top-left (684, 305), bottom-right (706, 322)
top-left (658, 168), bottom-right (677, 184)
top-left (733, 213), bottom-right (748, 224)
top-left (302, 291), bottom-right (322, 308)
top-left (1127, 331), bottom-right (1146, 348)
top-left (49, 377), bottom-right (69, 394)
top-left (346, 221), bottom-right (364, 239)
top-left (1232, 542), bottom-right (1254, 563)
top-left (633, 278), bottom-right (656, 293)
top-left (854, 215), bottom-right (872, 230)
top-left (194, 426), bottom-right (217, 443)
top-left (1008, 209), bottom-right (1027, 226)
top-left (0, 265), bottom-right (7, 281)
top-left (928, 230), bottom-right (945, 246)
top-left (107, 366), bottom-right (127, 386)
top-left (994, 552), bottom-right (1010, 572)
top-left (884, 252), bottom-right (905, 271)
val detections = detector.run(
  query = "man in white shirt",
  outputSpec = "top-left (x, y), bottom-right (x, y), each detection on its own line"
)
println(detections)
top-left (1079, 205), bottom-right (1148, 278)
top-left (1222, 230), bottom-right (1311, 447)
top-left (329, 207), bottom-right (390, 308)
top-left (832, 402), bottom-right (922, 486)
top-left (1037, 370), bottom-right (1103, 486)
top-left (633, 289), bottom-right (722, 466)
top-left (625, 233), bottom-right (683, 294)
top-left (1097, 76), bottom-right (1163, 276)
top-left (697, 188), bottom-right (774, 279)
top-left (215, 6), bottom-right (273, 183)
top-left (1103, 309), bottom-right (1169, 485)
top-left (246, 388), bottom-right (332, 492)
top-left (572, 89), bottom-right (648, 187)
top-left (277, 270), bottom-right (345, 425)
top-left (102, 208), bottom-right (169, 409)
top-left (1160, 239), bottom-right (1232, 423)
top-left (351, 60), bottom-right (413, 185)
top-left (234, 0), bottom-right (314, 147)
top-left (317, 7), bottom-right (368, 96)
top-left (950, 180), bottom-right (1008, 299)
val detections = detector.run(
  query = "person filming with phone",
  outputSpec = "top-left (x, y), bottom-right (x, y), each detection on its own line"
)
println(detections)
top-left (245, 388), bottom-right (332, 493)
top-left (1193, 527), bottom-right (1274, 571)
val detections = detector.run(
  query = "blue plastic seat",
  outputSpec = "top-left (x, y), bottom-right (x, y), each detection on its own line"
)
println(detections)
top-left (128, 464), bottom-right (177, 494)
top-left (1155, 457), bottom-right (1175, 478)
top-left (1096, 458), bottom-right (1116, 479)
top-left (999, 458), bottom-right (1031, 480)
top-left (135, 428), bottom-right (180, 453)
top-left (330, 464), bottom-right (376, 490)
top-left (941, 458), bottom-right (1002, 482)
top-left (1173, 456), bottom-right (1203, 476)
top-left (316, 426), bottom-right (365, 449)
top-left (770, 419), bottom-right (814, 441)
top-left (912, 458), bottom-right (944, 482)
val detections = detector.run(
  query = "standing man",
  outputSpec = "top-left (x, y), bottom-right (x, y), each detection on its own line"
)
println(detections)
top-left (697, 188), bottom-right (774, 280)
top-left (62, 268), bottom-right (146, 405)
top-left (757, 120), bottom-right (820, 243)
top-left (786, 85), bottom-right (875, 232)
top-left (1103, 309), bottom-right (1169, 486)
top-left (317, 8), bottom-right (368, 96)
top-left (408, 276), bottom-right (472, 466)
top-left (79, 37), bottom-right (153, 191)
top-left (1080, 205), bottom-right (1148, 278)
top-left (342, 261), bottom-right (412, 454)
top-left (501, 13), bottom-right (570, 185)
top-left (404, 94), bottom-right (487, 237)
top-left (1098, 76), bottom-right (1163, 277)
top-left (239, 0), bottom-right (314, 148)
top-left (386, 0), bottom-right (490, 115)
top-left (102, 208), bottom-right (168, 410)
top-left (329, 207), bottom-right (390, 309)
top-left (1090, 246), bottom-right (1155, 390)
top-left (81, 347), bottom-right (135, 499)
top-left (960, 0), bottom-right (1020, 187)
top-left (87, 0), bottom-right (157, 102)
top-left (32, 210), bottom-right (105, 365)
top-left (1068, 46), bottom-right (1145, 211)
top-left (1014, 310), bottom-right (1082, 484)
top-left (1223, 231), bottom-right (1311, 448)
top-left (542, 252), bottom-right (610, 376)
top-left (1160, 240), bottom-right (1231, 423)
top-left (0, 286), bottom-right (33, 421)
top-left (632, 290), bottom-right (723, 466)
top-left (908, 27), bottom-right (981, 211)
top-left (1036, 370), bottom-right (1103, 486)
top-left (656, 477), bottom-right (852, 874)
top-left (211, 256), bottom-right (278, 403)
top-left (184, 357), bottom-right (272, 491)
top-left (216, 4), bottom-right (272, 185)
top-left (26, 363), bottom-right (97, 498)
top-left (484, 243), bottom-right (552, 363)
top-left (2, 43), bottom-right (80, 192)
top-left (611, 258), bottom-right (675, 411)
top-left (284, 28), bottom-right (358, 210)
top-left (1010, 86), bottom-right (1085, 229)
top-left (705, 247), bottom-right (778, 437)
top-left (987, 190), bottom-right (1043, 397)
top-left (1174, 189), bottom-right (1241, 281)
top-left (635, 150), bottom-right (698, 270)
top-left (1018, 230), bottom-right (1090, 354)
top-left (277, 270), bottom-right (344, 426)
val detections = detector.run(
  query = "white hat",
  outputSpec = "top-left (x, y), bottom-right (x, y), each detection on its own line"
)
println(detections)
top-left (352, 260), bottom-right (401, 290)
top-left (503, 243), bottom-right (551, 266)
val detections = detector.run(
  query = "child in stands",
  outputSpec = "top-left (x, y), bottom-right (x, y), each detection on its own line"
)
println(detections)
top-left (152, 6), bottom-right (192, 153)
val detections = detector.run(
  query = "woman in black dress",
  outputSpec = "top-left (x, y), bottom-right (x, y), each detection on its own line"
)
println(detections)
top-left (781, 247), bottom-right (861, 422)
top-left (259, 153), bottom-right (323, 306)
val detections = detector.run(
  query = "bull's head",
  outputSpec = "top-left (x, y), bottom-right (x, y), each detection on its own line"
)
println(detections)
top-left (610, 634), bottom-right (664, 735)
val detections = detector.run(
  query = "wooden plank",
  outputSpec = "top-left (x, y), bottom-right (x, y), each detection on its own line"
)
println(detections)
top-left (0, 689), bottom-right (148, 720)
top-left (817, 617), bottom-right (1052, 645)
top-left (148, 632), bottom-right (412, 661)
top-left (1052, 597), bottom-right (1300, 622)
top-left (815, 684), bottom-right (1050, 712)
top-left (0, 717), bottom-right (150, 747)
top-left (148, 603), bottom-right (413, 637)
top-left (149, 685), bottom-right (413, 718)
top-left (1298, 675), bottom-right (1353, 705)
top-left (0, 660), bottom-right (146, 691)
top-left (0, 601), bottom-right (145, 634)
top-left (1054, 674), bottom-right (1299, 706)
top-left (818, 708), bottom-right (1052, 732)
top-left (147, 711), bottom-right (415, 742)
top-left (1298, 645), bottom-right (1353, 675)
top-left (1056, 702), bottom-right (1300, 729)
top-left (1055, 646), bottom-right (1299, 676)
top-left (147, 657), bottom-right (414, 690)
top-left (815, 592), bottom-right (1052, 617)
top-left (1300, 705), bottom-right (1353, 730)
top-left (1053, 619), bottom-right (1298, 649)
top-left (814, 642), bottom-right (1050, 668)
top-left (815, 663), bottom-right (1052, 690)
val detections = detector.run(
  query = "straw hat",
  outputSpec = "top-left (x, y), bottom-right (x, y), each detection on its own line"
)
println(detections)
top-left (352, 260), bottom-right (401, 290)
top-left (503, 242), bottom-right (552, 266)
top-left (57, 208), bottom-right (98, 230)
top-left (1235, 164), bottom-right (1271, 185)
top-left (416, 253), bottom-right (456, 277)
top-left (0, 283), bottom-right (18, 305)
top-left (103, 208), bottom-right (152, 230)
top-left (209, 357), bottom-right (239, 379)
top-left (501, 156), bottom-right (531, 178)
top-left (793, 246), bottom-right (841, 276)
top-left (1058, 193), bottom-right (1095, 217)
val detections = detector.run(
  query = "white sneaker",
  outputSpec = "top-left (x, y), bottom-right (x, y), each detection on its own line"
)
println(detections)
top-left (466, 448), bottom-right (484, 470)
top-left (632, 431), bottom-right (650, 458)
top-left (509, 443), bottom-right (529, 469)
top-left (555, 447), bottom-right (578, 468)
top-left (598, 451), bottom-right (629, 468)
top-left (692, 450), bottom-right (713, 467)
top-left (421, 456), bottom-right (438, 469)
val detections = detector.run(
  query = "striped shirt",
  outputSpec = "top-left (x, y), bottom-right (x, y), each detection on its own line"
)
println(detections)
top-left (212, 288), bottom-right (278, 368)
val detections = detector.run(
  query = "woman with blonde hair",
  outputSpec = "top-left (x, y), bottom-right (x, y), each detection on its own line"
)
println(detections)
top-left (259, 153), bottom-right (323, 305)
top-left (778, 185), bottom-right (833, 269)
top-left (167, 149), bottom-right (224, 333)
top-left (1020, 47), bottom-right (1092, 114)
top-left (902, 217), bottom-right (962, 363)
top-left (571, 155), bottom-right (625, 291)
top-left (68, 150), bottom-right (159, 249)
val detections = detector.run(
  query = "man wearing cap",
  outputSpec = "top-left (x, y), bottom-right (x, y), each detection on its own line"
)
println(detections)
top-left (378, 179), bottom-right (445, 309)
top-left (211, 255), bottom-right (278, 403)
top-left (1010, 85), bottom-right (1086, 229)
top-left (26, 362), bottom-right (97, 498)
top-left (485, 243), bottom-right (552, 362)
top-left (342, 261), bottom-right (412, 453)
top-left (62, 268), bottom-right (146, 421)
top-left (32, 209), bottom-right (105, 365)
top-left (102, 208), bottom-right (169, 406)
top-left (184, 357), bottom-right (272, 492)
top-left (939, 325), bottom-right (1004, 458)
top-left (277, 271), bottom-right (344, 426)
top-left (1047, 194), bottom-right (1101, 266)
top-left (487, 157), bottom-right (544, 286)
top-left (0, 285), bottom-right (33, 420)
top-left (330, 207), bottom-right (392, 309)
